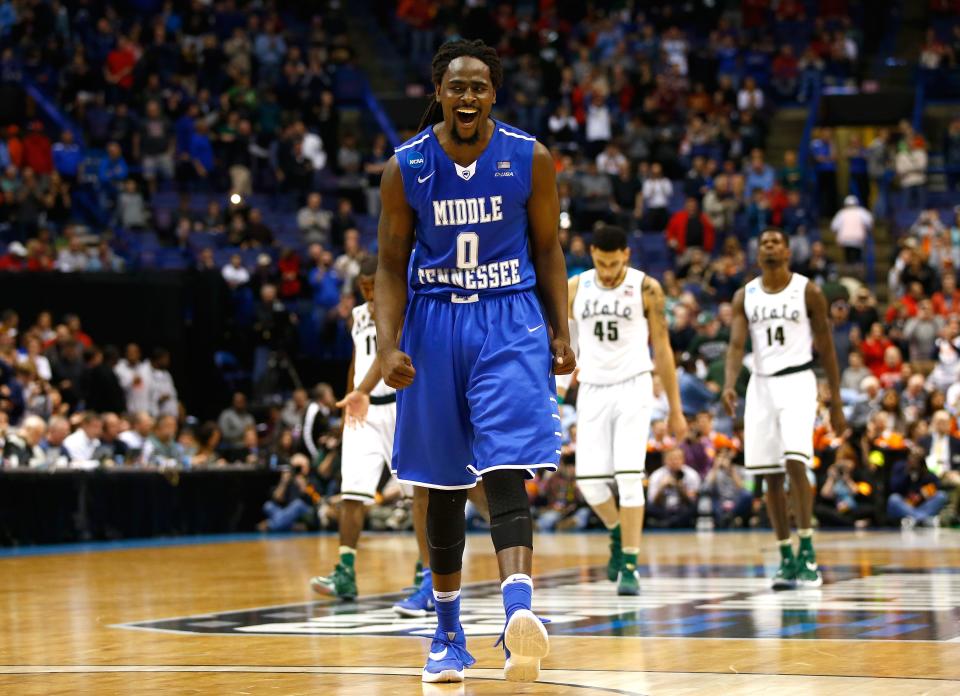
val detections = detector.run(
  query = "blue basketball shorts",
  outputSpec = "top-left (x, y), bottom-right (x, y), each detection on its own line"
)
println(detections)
top-left (392, 289), bottom-right (562, 489)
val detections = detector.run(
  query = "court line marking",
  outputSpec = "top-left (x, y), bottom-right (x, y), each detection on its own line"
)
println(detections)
top-left (0, 666), bottom-right (644, 694)
top-left (111, 564), bottom-right (960, 644)
top-left (0, 665), bottom-right (957, 686)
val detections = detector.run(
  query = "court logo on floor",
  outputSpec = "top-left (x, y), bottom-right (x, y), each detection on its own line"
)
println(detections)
top-left (117, 566), bottom-right (960, 641)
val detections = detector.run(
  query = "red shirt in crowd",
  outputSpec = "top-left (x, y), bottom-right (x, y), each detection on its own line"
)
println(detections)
top-left (932, 289), bottom-right (960, 316)
top-left (885, 295), bottom-right (920, 323)
top-left (6, 130), bottom-right (22, 167)
top-left (106, 45), bottom-right (137, 89)
top-left (862, 336), bottom-right (893, 374)
top-left (22, 128), bottom-right (53, 175)
top-left (666, 209), bottom-right (715, 254)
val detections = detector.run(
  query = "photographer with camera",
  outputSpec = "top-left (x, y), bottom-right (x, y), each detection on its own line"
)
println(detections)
top-left (257, 453), bottom-right (318, 532)
top-left (815, 445), bottom-right (876, 528)
top-left (703, 446), bottom-right (753, 528)
top-left (646, 448), bottom-right (701, 528)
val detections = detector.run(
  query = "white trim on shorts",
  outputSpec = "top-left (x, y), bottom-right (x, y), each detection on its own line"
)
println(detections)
top-left (396, 477), bottom-right (479, 491)
top-left (465, 462), bottom-right (557, 477)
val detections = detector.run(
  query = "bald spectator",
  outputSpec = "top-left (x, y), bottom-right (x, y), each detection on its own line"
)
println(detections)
top-left (647, 448), bottom-right (702, 528)
top-left (42, 416), bottom-right (70, 468)
top-left (919, 411), bottom-right (960, 484)
top-left (3, 415), bottom-right (46, 467)
top-left (119, 411), bottom-right (155, 464)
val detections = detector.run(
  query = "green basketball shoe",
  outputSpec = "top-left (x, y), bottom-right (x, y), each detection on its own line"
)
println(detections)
top-left (617, 563), bottom-right (640, 596)
top-left (794, 549), bottom-right (823, 588)
top-left (310, 563), bottom-right (358, 600)
top-left (771, 555), bottom-right (798, 590)
top-left (607, 525), bottom-right (623, 582)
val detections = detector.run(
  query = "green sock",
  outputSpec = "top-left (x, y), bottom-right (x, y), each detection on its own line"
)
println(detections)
top-left (798, 529), bottom-right (814, 556)
top-left (339, 545), bottom-right (356, 568)
top-left (610, 524), bottom-right (621, 543)
top-left (778, 540), bottom-right (794, 561)
top-left (622, 551), bottom-right (638, 569)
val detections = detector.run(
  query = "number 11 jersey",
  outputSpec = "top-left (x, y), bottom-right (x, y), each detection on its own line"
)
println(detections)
top-left (395, 120), bottom-right (537, 298)
top-left (572, 268), bottom-right (653, 386)
top-left (743, 273), bottom-right (813, 377)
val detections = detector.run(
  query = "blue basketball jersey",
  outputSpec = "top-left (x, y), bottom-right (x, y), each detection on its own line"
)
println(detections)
top-left (394, 120), bottom-right (537, 298)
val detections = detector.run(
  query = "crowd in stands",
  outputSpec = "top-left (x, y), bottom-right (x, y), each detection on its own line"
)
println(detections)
top-left (2, 2), bottom-right (960, 535)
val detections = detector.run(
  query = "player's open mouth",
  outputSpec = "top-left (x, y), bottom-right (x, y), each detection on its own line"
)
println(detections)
top-left (455, 108), bottom-right (479, 127)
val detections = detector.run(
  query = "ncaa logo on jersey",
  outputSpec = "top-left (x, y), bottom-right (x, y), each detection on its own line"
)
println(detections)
top-left (407, 151), bottom-right (425, 169)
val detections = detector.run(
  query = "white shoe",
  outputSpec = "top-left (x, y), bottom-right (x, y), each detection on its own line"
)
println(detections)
top-left (503, 609), bottom-right (550, 683)
top-left (901, 517), bottom-right (917, 531)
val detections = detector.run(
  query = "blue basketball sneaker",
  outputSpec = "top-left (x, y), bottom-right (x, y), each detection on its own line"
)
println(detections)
top-left (496, 609), bottom-right (550, 682)
top-left (393, 573), bottom-right (435, 617)
top-left (421, 627), bottom-right (475, 683)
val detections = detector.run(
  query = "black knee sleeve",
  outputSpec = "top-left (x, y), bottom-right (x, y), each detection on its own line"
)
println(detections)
top-left (482, 469), bottom-right (533, 553)
top-left (426, 488), bottom-right (467, 575)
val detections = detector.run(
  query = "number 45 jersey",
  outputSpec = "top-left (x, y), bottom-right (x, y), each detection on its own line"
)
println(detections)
top-left (743, 273), bottom-right (813, 377)
top-left (572, 268), bottom-right (653, 386)
top-left (395, 120), bottom-right (537, 298)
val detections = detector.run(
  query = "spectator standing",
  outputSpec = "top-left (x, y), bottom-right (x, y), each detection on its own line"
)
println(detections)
top-left (148, 348), bottom-right (178, 419)
top-left (666, 197), bottom-right (716, 258)
top-left (830, 195), bottom-right (872, 264)
top-left (639, 163), bottom-right (673, 232)
top-left (114, 343), bottom-right (151, 415)
top-left (52, 130), bottom-right (83, 182)
top-left (904, 299), bottom-right (944, 366)
top-left (811, 128), bottom-right (838, 217)
top-left (895, 136), bottom-right (928, 212)
top-left (221, 253), bottom-right (250, 289)
top-left (297, 192), bottom-right (332, 246)
top-left (334, 229), bottom-right (363, 296)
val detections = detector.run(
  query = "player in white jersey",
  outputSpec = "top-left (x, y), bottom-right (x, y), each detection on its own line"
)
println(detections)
top-left (722, 229), bottom-right (846, 589)
top-left (564, 225), bottom-right (686, 596)
top-left (311, 257), bottom-right (488, 607)
top-left (310, 256), bottom-right (402, 600)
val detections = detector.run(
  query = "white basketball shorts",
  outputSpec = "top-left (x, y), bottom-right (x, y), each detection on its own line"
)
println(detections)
top-left (744, 369), bottom-right (817, 475)
top-left (575, 372), bottom-right (653, 481)
top-left (340, 402), bottom-right (397, 504)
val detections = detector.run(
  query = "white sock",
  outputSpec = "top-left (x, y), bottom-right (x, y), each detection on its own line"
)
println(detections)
top-left (501, 573), bottom-right (533, 590)
top-left (798, 528), bottom-right (813, 539)
top-left (433, 589), bottom-right (460, 602)
top-left (778, 538), bottom-right (792, 548)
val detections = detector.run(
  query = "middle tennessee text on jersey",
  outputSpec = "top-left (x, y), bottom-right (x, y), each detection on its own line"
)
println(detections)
top-left (394, 121), bottom-right (537, 298)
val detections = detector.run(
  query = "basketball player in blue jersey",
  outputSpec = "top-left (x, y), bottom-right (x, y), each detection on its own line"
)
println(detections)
top-left (374, 40), bottom-right (575, 684)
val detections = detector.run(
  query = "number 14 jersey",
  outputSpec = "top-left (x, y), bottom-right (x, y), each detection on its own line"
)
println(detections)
top-left (572, 268), bottom-right (653, 386)
top-left (743, 273), bottom-right (813, 377)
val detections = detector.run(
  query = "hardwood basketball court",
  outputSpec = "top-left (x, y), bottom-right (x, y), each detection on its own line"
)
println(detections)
top-left (2, 530), bottom-right (959, 695)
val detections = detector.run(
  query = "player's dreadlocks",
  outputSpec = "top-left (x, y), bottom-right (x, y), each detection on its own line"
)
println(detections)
top-left (416, 39), bottom-right (503, 132)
